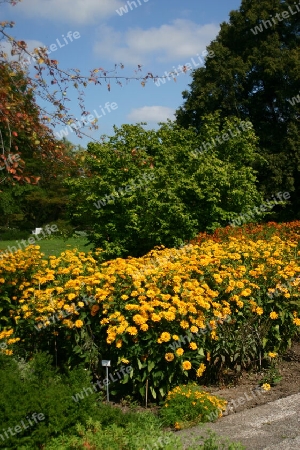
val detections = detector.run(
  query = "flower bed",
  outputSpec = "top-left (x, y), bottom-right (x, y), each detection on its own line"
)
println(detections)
top-left (0, 222), bottom-right (300, 401)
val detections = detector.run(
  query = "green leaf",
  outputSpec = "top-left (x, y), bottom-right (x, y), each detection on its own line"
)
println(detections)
top-left (159, 387), bottom-right (166, 398)
top-left (149, 386), bottom-right (156, 399)
top-left (147, 360), bottom-right (155, 373)
top-left (137, 358), bottom-right (146, 370)
top-left (139, 385), bottom-right (145, 397)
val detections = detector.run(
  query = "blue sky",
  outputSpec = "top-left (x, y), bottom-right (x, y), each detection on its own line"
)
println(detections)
top-left (1, 0), bottom-right (242, 147)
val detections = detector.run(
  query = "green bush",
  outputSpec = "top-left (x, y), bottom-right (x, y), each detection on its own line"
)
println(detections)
top-left (66, 116), bottom-right (263, 260)
top-left (0, 352), bottom-right (103, 449)
top-left (0, 228), bottom-right (30, 241)
top-left (159, 384), bottom-right (227, 429)
top-left (46, 220), bottom-right (75, 239)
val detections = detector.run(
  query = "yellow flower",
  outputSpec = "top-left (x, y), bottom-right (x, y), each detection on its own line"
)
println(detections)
top-left (172, 335), bottom-right (179, 340)
top-left (206, 352), bottom-right (211, 361)
top-left (261, 383), bottom-right (271, 391)
top-left (268, 352), bottom-right (277, 358)
top-left (176, 348), bottom-right (184, 356)
top-left (293, 317), bottom-right (300, 326)
top-left (240, 288), bottom-right (251, 297)
top-left (140, 323), bottom-right (149, 331)
top-left (182, 360), bottom-right (192, 370)
top-left (3, 349), bottom-right (13, 355)
top-left (173, 276), bottom-right (181, 283)
top-left (116, 340), bottom-right (122, 348)
top-left (269, 311), bottom-right (278, 320)
top-left (68, 293), bottom-right (76, 301)
top-left (160, 332), bottom-right (171, 342)
top-left (165, 353), bottom-right (175, 362)
top-left (100, 318), bottom-right (109, 325)
top-left (151, 313), bottom-right (161, 322)
top-left (196, 363), bottom-right (206, 377)
top-left (174, 422), bottom-right (181, 430)
top-left (121, 358), bottom-right (129, 364)
top-left (162, 311), bottom-right (176, 321)
top-left (78, 301), bottom-right (84, 308)
top-left (75, 320), bottom-right (84, 328)
top-left (121, 295), bottom-right (129, 300)
top-left (180, 320), bottom-right (189, 329)
top-left (190, 326), bottom-right (199, 333)
top-left (7, 338), bottom-right (20, 344)
top-left (126, 326), bottom-right (138, 336)
top-left (133, 314), bottom-right (146, 325)
top-left (189, 342), bottom-right (197, 350)
top-left (211, 330), bottom-right (218, 340)
top-left (256, 307), bottom-right (264, 315)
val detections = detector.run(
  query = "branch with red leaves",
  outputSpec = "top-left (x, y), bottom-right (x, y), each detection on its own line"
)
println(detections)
top-left (0, 1), bottom-right (179, 183)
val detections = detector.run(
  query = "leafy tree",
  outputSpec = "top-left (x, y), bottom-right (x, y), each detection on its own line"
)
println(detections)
top-left (67, 115), bottom-right (263, 259)
top-left (176, 0), bottom-right (300, 220)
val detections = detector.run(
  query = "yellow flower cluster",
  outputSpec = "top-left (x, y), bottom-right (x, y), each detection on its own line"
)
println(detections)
top-left (164, 383), bottom-right (227, 423)
top-left (196, 363), bottom-right (206, 378)
top-left (0, 224), bottom-right (299, 392)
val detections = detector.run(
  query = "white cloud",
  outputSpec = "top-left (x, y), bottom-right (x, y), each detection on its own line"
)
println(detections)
top-left (127, 106), bottom-right (175, 123)
top-left (94, 19), bottom-right (219, 65)
top-left (16, 0), bottom-right (124, 25)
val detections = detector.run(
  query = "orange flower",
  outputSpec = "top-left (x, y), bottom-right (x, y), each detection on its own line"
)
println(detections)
top-left (91, 304), bottom-right (100, 316)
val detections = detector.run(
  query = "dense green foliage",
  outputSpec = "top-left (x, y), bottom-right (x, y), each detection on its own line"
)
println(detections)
top-left (0, 353), bottom-right (244, 450)
top-left (67, 117), bottom-right (264, 259)
top-left (176, 0), bottom-right (300, 221)
top-left (0, 353), bottom-right (103, 448)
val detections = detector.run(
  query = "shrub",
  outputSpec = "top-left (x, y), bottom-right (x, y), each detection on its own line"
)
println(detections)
top-left (0, 227), bottom-right (30, 241)
top-left (159, 384), bottom-right (227, 429)
top-left (66, 117), bottom-right (263, 260)
top-left (46, 219), bottom-right (74, 239)
top-left (0, 352), bottom-right (103, 449)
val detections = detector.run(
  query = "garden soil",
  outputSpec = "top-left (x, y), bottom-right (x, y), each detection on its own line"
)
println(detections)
top-left (203, 339), bottom-right (300, 415)
top-left (176, 339), bottom-right (300, 449)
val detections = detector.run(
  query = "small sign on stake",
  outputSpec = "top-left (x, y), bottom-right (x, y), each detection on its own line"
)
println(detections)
top-left (101, 360), bottom-right (111, 402)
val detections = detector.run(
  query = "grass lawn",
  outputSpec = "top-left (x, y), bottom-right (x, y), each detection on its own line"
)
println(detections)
top-left (0, 237), bottom-right (93, 258)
